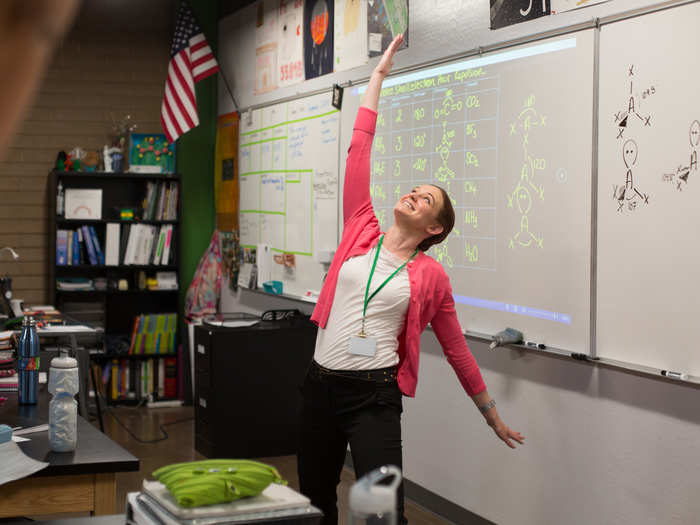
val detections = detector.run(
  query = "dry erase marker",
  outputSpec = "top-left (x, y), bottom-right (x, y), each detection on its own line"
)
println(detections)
top-left (661, 370), bottom-right (687, 380)
top-left (525, 341), bottom-right (546, 350)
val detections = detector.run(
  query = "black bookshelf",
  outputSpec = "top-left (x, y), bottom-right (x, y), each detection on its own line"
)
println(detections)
top-left (57, 219), bottom-right (178, 226)
top-left (48, 170), bottom-right (182, 403)
top-left (94, 353), bottom-right (178, 360)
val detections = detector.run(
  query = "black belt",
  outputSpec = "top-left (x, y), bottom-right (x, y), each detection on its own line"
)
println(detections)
top-left (311, 360), bottom-right (397, 382)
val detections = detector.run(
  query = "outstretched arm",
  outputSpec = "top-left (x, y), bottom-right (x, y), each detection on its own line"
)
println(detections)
top-left (343, 34), bottom-right (404, 224)
top-left (470, 390), bottom-right (525, 449)
top-left (431, 276), bottom-right (525, 449)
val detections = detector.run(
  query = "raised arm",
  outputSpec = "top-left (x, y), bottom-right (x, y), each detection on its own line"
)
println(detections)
top-left (343, 34), bottom-right (403, 224)
top-left (360, 33), bottom-right (403, 111)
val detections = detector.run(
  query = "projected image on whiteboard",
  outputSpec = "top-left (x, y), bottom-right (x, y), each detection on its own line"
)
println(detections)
top-left (347, 32), bottom-right (594, 350)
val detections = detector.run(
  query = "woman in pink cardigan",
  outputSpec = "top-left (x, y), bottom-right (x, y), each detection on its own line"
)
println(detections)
top-left (299, 35), bottom-right (524, 524)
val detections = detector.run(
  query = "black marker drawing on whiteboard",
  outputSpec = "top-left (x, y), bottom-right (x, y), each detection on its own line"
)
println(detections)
top-left (613, 65), bottom-right (654, 140)
top-left (507, 94), bottom-right (545, 248)
top-left (613, 139), bottom-right (649, 212)
top-left (662, 120), bottom-right (699, 192)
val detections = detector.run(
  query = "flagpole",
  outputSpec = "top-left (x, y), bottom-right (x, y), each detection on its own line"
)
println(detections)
top-left (217, 64), bottom-right (240, 111)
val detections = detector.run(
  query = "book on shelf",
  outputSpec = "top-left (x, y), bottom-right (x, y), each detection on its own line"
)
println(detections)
top-left (81, 225), bottom-right (98, 265)
top-left (58, 224), bottom-right (174, 267)
top-left (142, 181), bottom-right (179, 221)
top-left (122, 223), bottom-right (174, 266)
top-left (72, 230), bottom-right (80, 264)
top-left (56, 230), bottom-right (68, 265)
top-left (164, 357), bottom-right (177, 398)
top-left (128, 313), bottom-right (177, 355)
top-left (56, 226), bottom-right (105, 266)
top-left (89, 225), bottom-right (105, 265)
top-left (76, 228), bottom-right (86, 264)
top-left (105, 223), bottom-right (120, 265)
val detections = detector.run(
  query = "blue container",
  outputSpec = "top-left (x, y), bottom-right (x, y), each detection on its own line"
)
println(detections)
top-left (263, 280), bottom-right (283, 295)
top-left (18, 316), bottom-right (40, 405)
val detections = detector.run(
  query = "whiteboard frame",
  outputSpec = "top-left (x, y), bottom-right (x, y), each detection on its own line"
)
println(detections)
top-left (237, 0), bottom-right (700, 387)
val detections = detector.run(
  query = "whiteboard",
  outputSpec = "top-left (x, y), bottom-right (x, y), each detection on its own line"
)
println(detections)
top-left (597, 2), bottom-right (700, 376)
top-left (238, 92), bottom-right (340, 298)
top-left (340, 31), bottom-right (595, 352)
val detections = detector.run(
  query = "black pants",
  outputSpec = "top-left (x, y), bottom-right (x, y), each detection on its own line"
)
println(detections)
top-left (297, 361), bottom-right (407, 525)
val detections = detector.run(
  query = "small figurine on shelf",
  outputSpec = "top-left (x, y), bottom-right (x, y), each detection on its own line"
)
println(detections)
top-left (63, 153), bottom-right (74, 171)
top-left (82, 150), bottom-right (99, 172)
top-left (68, 147), bottom-right (86, 171)
top-left (103, 145), bottom-right (122, 172)
top-left (55, 150), bottom-right (67, 171)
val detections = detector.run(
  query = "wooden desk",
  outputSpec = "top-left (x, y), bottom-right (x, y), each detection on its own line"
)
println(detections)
top-left (0, 390), bottom-right (139, 518)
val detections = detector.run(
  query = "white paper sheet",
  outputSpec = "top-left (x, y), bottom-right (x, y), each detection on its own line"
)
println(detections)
top-left (0, 440), bottom-right (48, 486)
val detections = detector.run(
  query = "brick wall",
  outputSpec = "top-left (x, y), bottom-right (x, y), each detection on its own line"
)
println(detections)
top-left (0, 0), bottom-right (173, 305)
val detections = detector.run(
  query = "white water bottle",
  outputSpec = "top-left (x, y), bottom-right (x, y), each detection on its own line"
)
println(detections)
top-left (348, 465), bottom-right (402, 525)
top-left (48, 352), bottom-right (79, 452)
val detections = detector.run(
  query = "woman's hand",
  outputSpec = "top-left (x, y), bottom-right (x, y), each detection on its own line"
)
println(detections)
top-left (373, 33), bottom-right (403, 77)
top-left (360, 33), bottom-right (403, 111)
top-left (490, 420), bottom-right (525, 449)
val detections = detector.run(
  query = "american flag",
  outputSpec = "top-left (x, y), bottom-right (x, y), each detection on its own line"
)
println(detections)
top-left (161, 1), bottom-right (219, 143)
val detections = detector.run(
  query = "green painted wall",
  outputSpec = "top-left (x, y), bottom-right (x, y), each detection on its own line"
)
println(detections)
top-left (176, 0), bottom-right (218, 313)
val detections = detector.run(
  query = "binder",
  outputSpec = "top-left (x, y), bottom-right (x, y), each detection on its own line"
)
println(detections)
top-left (72, 230), bottom-right (80, 266)
top-left (67, 231), bottom-right (73, 265)
top-left (81, 226), bottom-right (97, 265)
top-left (89, 226), bottom-right (105, 265)
top-left (105, 223), bottom-right (120, 265)
top-left (161, 225), bottom-right (173, 265)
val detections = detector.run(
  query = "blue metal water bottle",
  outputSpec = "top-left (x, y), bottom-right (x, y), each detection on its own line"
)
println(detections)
top-left (18, 316), bottom-right (40, 405)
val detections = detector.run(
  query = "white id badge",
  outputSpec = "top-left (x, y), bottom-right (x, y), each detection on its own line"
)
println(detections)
top-left (348, 335), bottom-right (377, 357)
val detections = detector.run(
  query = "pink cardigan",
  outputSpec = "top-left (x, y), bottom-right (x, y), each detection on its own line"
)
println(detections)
top-left (311, 106), bottom-right (486, 398)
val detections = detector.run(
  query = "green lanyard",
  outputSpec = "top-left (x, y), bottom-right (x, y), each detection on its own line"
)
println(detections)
top-left (360, 235), bottom-right (417, 336)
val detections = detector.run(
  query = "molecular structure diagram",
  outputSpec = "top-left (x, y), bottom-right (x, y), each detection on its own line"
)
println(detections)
top-left (614, 64), bottom-right (653, 140)
top-left (507, 94), bottom-right (546, 249)
top-left (613, 139), bottom-right (649, 212)
top-left (662, 120), bottom-right (699, 192)
top-left (612, 65), bottom-right (654, 212)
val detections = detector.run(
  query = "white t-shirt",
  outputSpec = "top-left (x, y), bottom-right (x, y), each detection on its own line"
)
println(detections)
top-left (314, 243), bottom-right (411, 370)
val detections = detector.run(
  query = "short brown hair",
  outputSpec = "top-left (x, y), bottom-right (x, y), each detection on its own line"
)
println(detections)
top-left (418, 185), bottom-right (454, 252)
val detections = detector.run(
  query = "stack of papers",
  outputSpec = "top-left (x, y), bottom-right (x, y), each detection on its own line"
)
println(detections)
top-left (0, 330), bottom-right (13, 351)
top-left (0, 331), bottom-right (16, 392)
top-left (127, 480), bottom-right (314, 525)
top-left (56, 278), bottom-right (93, 291)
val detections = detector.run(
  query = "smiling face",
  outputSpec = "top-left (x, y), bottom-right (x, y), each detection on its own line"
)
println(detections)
top-left (393, 184), bottom-right (445, 237)
top-left (622, 139), bottom-right (638, 169)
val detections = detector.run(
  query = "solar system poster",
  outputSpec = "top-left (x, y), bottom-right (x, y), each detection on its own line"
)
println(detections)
top-left (304, 0), bottom-right (334, 79)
